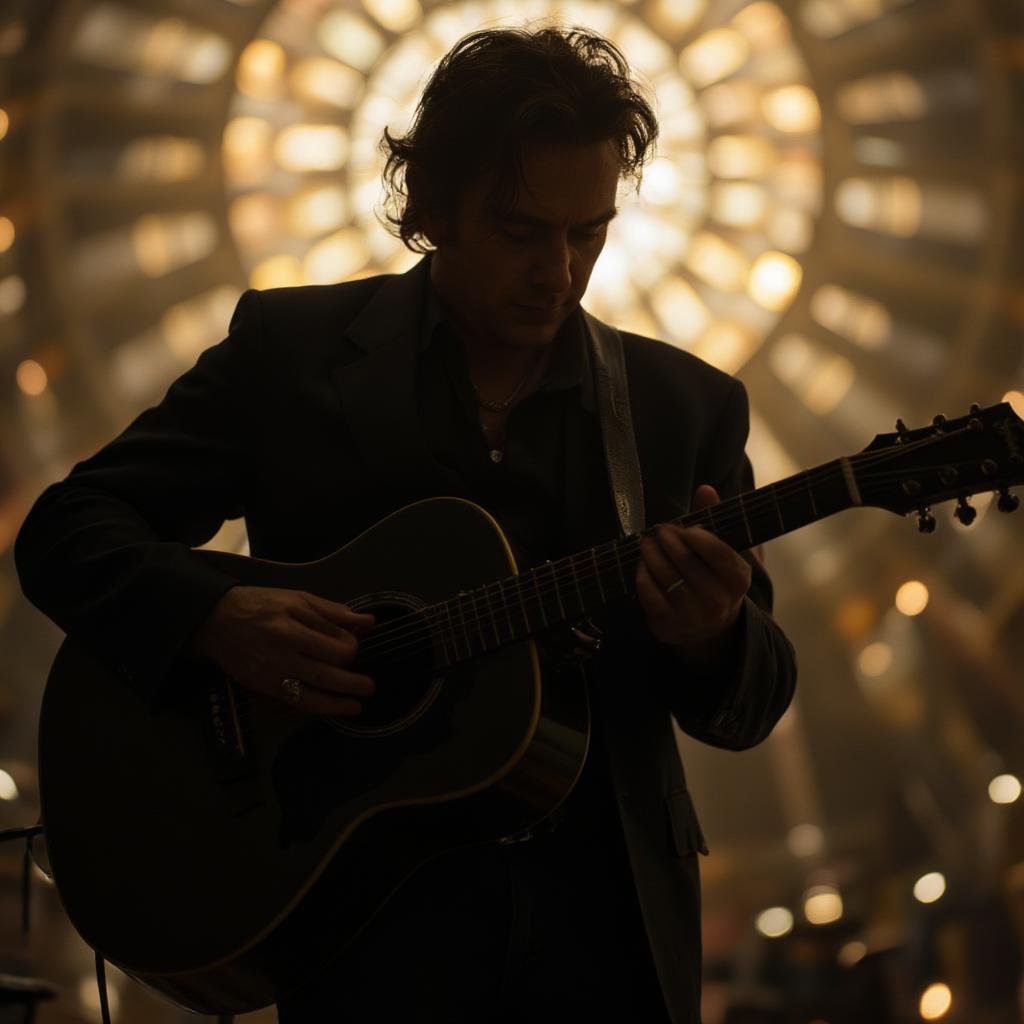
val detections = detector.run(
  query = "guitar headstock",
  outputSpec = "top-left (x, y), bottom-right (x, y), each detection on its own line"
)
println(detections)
top-left (856, 402), bottom-right (1023, 531)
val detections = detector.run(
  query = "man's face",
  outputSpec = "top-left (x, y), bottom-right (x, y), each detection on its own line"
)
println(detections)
top-left (427, 139), bottom-right (621, 352)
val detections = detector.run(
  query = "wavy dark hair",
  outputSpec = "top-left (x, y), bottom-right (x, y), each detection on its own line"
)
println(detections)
top-left (380, 25), bottom-right (659, 252)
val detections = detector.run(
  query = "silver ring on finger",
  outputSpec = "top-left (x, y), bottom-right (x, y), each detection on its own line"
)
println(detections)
top-left (281, 677), bottom-right (304, 704)
top-left (665, 577), bottom-right (686, 596)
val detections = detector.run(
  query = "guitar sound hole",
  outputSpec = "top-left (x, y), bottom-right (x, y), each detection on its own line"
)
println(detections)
top-left (342, 598), bottom-right (439, 733)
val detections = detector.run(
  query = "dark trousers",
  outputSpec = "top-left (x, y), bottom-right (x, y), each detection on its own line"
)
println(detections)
top-left (276, 827), bottom-right (672, 1023)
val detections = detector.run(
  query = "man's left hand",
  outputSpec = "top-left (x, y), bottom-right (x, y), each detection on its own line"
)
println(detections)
top-left (636, 484), bottom-right (753, 661)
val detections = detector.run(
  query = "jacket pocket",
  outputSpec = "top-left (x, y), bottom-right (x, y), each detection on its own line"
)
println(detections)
top-left (666, 786), bottom-right (709, 857)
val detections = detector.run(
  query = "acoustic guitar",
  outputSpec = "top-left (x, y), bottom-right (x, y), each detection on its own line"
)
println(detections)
top-left (36, 402), bottom-right (1023, 1014)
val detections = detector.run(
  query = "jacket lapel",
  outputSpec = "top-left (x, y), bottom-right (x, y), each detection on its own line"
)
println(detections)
top-left (331, 257), bottom-right (465, 503)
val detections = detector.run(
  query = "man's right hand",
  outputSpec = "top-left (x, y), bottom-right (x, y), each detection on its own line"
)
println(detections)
top-left (188, 585), bottom-right (376, 716)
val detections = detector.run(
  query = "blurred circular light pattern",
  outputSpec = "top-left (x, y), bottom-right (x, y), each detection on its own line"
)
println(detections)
top-left (0, 275), bottom-right (26, 316)
top-left (919, 982), bottom-right (952, 1020)
top-left (274, 125), bottom-right (349, 172)
top-left (748, 251), bottom-right (802, 311)
top-left (16, 360), bottom-right (48, 397)
top-left (838, 940), bottom-right (867, 967)
top-left (913, 871), bottom-right (946, 904)
top-left (0, 216), bottom-right (15, 253)
top-left (0, 108), bottom-right (8, 141)
top-left (804, 884), bottom-right (843, 925)
top-left (755, 905), bottom-right (794, 938)
top-left (224, 0), bottom-right (820, 349)
top-left (237, 39), bottom-right (287, 100)
top-left (988, 774), bottom-right (1022, 805)
top-left (1004, 390), bottom-right (1024, 418)
top-left (857, 641), bottom-right (893, 678)
top-left (787, 823), bottom-right (825, 857)
top-left (0, 769), bottom-right (19, 801)
top-left (895, 581), bottom-right (930, 617)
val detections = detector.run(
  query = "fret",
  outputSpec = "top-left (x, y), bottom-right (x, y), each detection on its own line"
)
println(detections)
top-left (590, 547), bottom-right (606, 604)
top-left (737, 492), bottom-right (754, 547)
top-left (804, 471), bottom-right (819, 518)
top-left (428, 603), bottom-right (451, 668)
top-left (770, 482), bottom-right (786, 533)
top-left (531, 568), bottom-right (549, 628)
top-left (568, 554), bottom-right (585, 616)
top-left (612, 541), bottom-right (628, 594)
top-left (469, 588), bottom-right (487, 651)
top-left (497, 578), bottom-right (515, 640)
top-left (513, 575), bottom-right (531, 636)
top-left (482, 582), bottom-right (501, 647)
top-left (544, 561), bottom-right (567, 620)
top-left (455, 592), bottom-right (474, 658)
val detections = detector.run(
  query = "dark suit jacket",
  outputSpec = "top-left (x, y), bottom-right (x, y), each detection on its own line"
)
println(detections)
top-left (16, 256), bottom-right (796, 1023)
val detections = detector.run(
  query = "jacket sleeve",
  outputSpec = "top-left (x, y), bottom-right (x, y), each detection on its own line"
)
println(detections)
top-left (14, 290), bottom-right (266, 701)
top-left (649, 378), bottom-right (798, 750)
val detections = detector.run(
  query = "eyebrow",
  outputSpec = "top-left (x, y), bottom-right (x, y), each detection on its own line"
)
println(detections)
top-left (496, 207), bottom-right (619, 230)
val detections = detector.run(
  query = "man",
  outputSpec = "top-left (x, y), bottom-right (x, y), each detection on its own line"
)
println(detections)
top-left (16, 26), bottom-right (796, 1023)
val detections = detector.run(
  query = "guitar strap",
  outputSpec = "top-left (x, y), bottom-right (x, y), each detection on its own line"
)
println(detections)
top-left (581, 310), bottom-right (646, 537)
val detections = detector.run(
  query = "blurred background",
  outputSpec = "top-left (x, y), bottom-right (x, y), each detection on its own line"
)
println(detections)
top-left (0, 0), bottom-right (1023, 1020)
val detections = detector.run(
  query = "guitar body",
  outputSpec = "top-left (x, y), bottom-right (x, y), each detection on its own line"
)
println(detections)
top-left (38, 497), bottom-right (590, 1014)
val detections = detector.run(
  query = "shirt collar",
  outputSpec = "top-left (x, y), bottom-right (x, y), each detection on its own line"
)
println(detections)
top-left (421, 266), bottom-right (594, 411)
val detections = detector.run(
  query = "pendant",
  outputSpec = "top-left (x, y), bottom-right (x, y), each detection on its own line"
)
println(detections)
top-left (490, 449), bottom-right (503, 463)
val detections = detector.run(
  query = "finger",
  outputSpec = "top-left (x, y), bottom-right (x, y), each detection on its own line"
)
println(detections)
top-left (635, 560), bottom-right (673, 621)
top-left (301, 593), bottom-right (376, 632)
top-left (287, 653), bottom-right (376, 701)
top-left (639, 531), bottom-right (686, 592)
top-left (653, 526), bottom-right (732, 605)
top-left (676, 527), bottom-right (753, 593)
top-left (691, 484), bottom-right (721, 512)
top-left (290, 619), bottom-right (361, 667)
top-left (276, 681), bottom-right (365, 718)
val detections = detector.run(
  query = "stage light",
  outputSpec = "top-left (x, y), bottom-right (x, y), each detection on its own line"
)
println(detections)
top-left (988, 774), bottom-right (1022, 805)
top-left (0, 108), bottom-right (8, 141)
top-left (318, 10), bottom-right (385, 72)
top-left (16, 360), bottom-right (48, 397)
top-left (762, 84), bottom-right (821, 133)
top-left (0, 276), bottom-right (25, 316)
top-left (748, 251), bottom-right (802, 311)
top-left (919, 982), bottom-right (952, 1020)
top-left (857, 641), bottom-right (893, 678)
top-left (913, 872), bottom-right (946, 904)
top-left (0, 216), bottom-right (14, 253)
top-left (304, 228), bottom-right (370, 285)
top-left (250, 254), bottom-right (304, 290)
top-left (787, 823), bottom-right (824, 857)
top-left (237, 39), bottom-right (286, 100)
top-left (362, 0), bottom-right (422, 35)
top-left (688, 232), bottom-right (749, 291)
top-left (896, 582), bottom-right (930, 617)
top-left (755, 906), bottom-right (793, 937)
top-left (0, 769), bottom-right (19, 801)
top-left (838, 940), bottom-right (867, 967)
top-left (274, 124), bottom-right (349, 173)
top-left (803, 884), bottom-right (843, 925)
top-left (680, 28), bottom-right (750, 88)
top-left (650, 277), bottom-right (709, 347)
top-left (290, 58), bottom-right (364, 110)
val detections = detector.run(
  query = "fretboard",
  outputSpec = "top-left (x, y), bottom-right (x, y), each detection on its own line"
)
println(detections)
top-left (425, 456), bottom-right (859, 668)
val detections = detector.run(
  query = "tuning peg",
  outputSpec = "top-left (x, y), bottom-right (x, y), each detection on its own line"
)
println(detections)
top-left (969, 403), bottom-right (981, 413)
top-left (954, 496), bottom-right (977, 526)
top-left (932, 414), bottom-right (947, 431)
top-left (917, 508), bottom-right (937, 533)
top-left (997, 487), bottom-right (1019, 514)
top-left (896, 418), bottom-right (911, 443)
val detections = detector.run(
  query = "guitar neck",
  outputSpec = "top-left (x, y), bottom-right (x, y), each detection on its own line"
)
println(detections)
top-left (423, 456), bottom-right (859, 667)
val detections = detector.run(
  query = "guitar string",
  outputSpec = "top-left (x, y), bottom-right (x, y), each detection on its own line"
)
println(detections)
top-left (355, 442), bottom-right (990, 666)
top-left (353, 431), bottom-right (983, 663)
top-left (356, 442), bottom-right (992, 665)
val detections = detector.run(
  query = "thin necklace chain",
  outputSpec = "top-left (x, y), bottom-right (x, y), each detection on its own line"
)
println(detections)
top-left (473, 357), bottom-right (541, 413)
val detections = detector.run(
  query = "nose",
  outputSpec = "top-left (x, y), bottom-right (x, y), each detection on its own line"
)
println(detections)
top-left (530, 232), bottom-right (572, 296)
